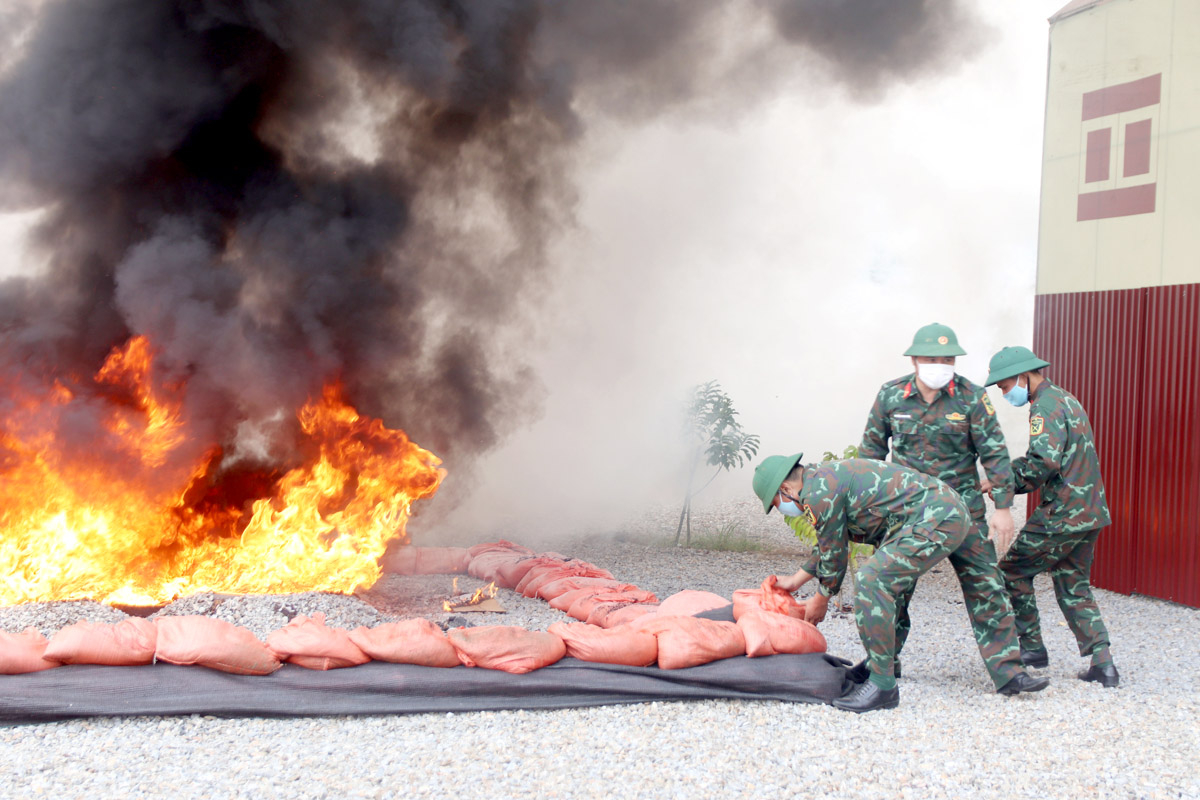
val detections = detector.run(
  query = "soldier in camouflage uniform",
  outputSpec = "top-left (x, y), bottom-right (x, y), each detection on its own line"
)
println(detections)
top-left (985, 346), bottom-right (1119, 688)
top-left (752, 454), bottom-right (1049, 713)
top-left (858, 323), bottom-right (1019, 682)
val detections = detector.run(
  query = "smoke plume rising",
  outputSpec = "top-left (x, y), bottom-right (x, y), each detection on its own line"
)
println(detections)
top-left (0, 1), bottom-right (990, 524)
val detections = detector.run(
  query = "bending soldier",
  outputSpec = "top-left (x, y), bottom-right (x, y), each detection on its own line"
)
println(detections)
top-left (753, 454), bottom-right (1049, 713)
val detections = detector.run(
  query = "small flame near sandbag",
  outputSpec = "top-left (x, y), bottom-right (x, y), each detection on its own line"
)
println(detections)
top-left (443, 580), bottom-right (503, 613)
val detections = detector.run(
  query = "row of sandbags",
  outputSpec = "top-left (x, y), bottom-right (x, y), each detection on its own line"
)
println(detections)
top-left (1, 541), bottom-right (825, 676)
top-left (1, 602), bottom-right (825, 676)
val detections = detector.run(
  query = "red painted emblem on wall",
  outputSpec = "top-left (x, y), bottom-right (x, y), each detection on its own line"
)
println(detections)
top-left (1076, 73), bottom-right (1161, 222)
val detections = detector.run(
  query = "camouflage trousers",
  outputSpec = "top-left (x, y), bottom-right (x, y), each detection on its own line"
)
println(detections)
top-left (853, 517), bottom-right (963, 682)
top-left (999, 527), bottom-right (1110, 657)
top-left (878, 517), bottom-right (1024, 689)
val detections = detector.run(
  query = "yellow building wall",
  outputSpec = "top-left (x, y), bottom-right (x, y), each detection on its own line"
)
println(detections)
top-left (1038, 0), bottom-right (1200, 294)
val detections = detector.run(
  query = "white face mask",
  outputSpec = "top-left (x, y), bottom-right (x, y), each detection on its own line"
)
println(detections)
top-left (916, 362), bottom-right (955, 390)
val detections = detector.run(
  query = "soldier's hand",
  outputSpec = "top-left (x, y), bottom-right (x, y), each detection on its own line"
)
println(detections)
top-left (980, 478), bottom-right (994, 495)
top-left (990, 507), bottom-right (1015, 553)
top-left (805, 593), bottom-right (829, 625)
top-left (773, 569), bottom-right (813, 594)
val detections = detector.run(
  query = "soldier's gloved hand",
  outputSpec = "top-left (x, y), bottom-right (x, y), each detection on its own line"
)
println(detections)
top-left (990, 507), bottom-right (1015, 552)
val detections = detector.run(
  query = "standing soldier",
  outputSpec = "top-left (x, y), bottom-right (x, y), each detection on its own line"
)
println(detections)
top-left (984, 346), bottom-right (1119, 688)
top-left (856, 322), bottom-right (1017, 681)
top-left (754, 454), bottom-right (1049, 713)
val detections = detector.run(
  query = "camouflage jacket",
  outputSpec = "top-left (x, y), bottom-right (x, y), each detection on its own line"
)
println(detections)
top-left (1014, 381), bottom-right (1111, 533)
top-left (795, 459), bottom-right (969, 597)
top-left (860, 373), bottom-right (1014, 520)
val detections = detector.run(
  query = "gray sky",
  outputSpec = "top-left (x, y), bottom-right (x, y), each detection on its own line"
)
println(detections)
top-left (0, 2), bottom-right (1069, 539)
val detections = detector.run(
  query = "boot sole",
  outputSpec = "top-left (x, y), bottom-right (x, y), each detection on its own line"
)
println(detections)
top-left (1079, 673), bottom-right (1119, 688)
top-left (832, 697), bottom-right (900, 713)
top-left (998, 677), bottom-right (1051, 696)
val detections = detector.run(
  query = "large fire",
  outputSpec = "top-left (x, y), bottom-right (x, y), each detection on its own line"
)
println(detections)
top-left (0, 336), bottom-right (444, 606)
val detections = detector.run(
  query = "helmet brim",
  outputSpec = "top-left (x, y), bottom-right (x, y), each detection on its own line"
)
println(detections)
top-left (985, 356), bottom-right (1051, 386)
top-left (903, 344), bottom-right (967, 357)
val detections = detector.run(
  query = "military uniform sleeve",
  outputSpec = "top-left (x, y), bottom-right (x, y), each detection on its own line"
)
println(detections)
top-left (858, 389), bottom-right (891, 461)
top-left (1012, 403), bottom-right (1066, 494)
top-left (969, 389), bottom-right (1014, 509)
top-left (809, 492), bottom-right (851, 598)
top-left (787, 516), bottom-right (821, 576)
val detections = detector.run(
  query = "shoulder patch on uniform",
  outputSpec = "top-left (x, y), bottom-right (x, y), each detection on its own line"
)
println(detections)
top-left (945, 412), bottom-right (966, 422)
top-left (981, 394), bottom-right (995, 416)
top-left (1030, 415), bottom-right (1045, 436)
top-left (802, 503), bottom-right (817, 527)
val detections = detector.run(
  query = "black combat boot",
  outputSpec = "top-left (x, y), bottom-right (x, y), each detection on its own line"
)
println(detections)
top-left (1078, 664), bottom-right (1119, 688)
top-left (997, 672), bottom-right (1051, 696)
top-left (832, 680), bottom-right (900, 713)
top-left (1020, 648), bottom-right (1049, 668)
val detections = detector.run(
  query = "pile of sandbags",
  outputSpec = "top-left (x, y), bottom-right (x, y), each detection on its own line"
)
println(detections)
top-left (0, 541), bottom-right (826, 676)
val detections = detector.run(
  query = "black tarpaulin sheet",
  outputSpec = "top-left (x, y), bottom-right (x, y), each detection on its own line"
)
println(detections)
top-left (0, 653), bottom-right (848, 724)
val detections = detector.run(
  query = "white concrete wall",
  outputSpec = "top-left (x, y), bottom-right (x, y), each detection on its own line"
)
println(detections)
top-left (1038, 0), bottom-right (1200, 294)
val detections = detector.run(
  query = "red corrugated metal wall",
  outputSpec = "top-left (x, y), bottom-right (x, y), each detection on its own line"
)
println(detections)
top-left (1033, 284), bottom-right (1200, 607)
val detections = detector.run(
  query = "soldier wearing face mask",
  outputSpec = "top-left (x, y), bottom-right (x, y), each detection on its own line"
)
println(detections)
top-left (756, 454), bottom-right (1048, 712)
top-left (983, 346), bottom-right (1118, 688)
top-left (849, 322), bottom-right (1017, 683)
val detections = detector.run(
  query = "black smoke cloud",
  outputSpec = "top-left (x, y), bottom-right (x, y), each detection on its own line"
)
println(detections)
top-left (0, 0), bottom-right (988, 495)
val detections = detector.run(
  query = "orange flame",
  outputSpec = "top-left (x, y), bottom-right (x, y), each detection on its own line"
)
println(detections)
top-left (443, 581), bottom-right (497, 612)
top-left (0, 336), bottom-right (444, 605)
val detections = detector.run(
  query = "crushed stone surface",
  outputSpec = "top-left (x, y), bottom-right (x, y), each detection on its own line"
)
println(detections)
top-left (1, 500), bottom-right (1196, 800)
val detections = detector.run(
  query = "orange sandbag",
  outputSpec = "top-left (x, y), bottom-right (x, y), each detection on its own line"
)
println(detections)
top-left (494, 553), bottom-right (569, 590)
top-left (447, 625), bottom-right (566, 674)
top-left (513, 561), bottom-right (573, 597)
top-left (0, 628), bottom-right (60, 674)
top-left (467, 540), bottom-right (534, 559)
top-left (737, 609), bottom-right (777, 657)
top-left (154, 616), bottom-right (281, 675)
top-left (534, 574), bottom-right (622, 601)
top-left (467, 551), bottom-right (529, 583)
top-left (514, 561), bottom-right (570, 595)
top-left (381, 546), bottom-right (471, 575)
top-left (594, 603), bottom-right (659, 628)
top-left (43, 618), bottom-right (157, 666)
top-left (567, 589), bottom-right (659, 622)
top-left (380, 546), bottom-right (420, 575)
top-left (522, 563), bottom-right (616, 598)
top-left (267, 614), bottom-right (371, 670)
top-left (637, 615), bottom-right (746, 670)
top-left (656, 590), bottom-right (731, 617)
top-left (418, 547), bottom-right (471, 575)
top-left (548, 586), bottom-right (613, 613)
top-left (547, 622), bottom-right (658, 667)
top-left (349, 618), bottom-right (460, 668)
top-left (738, 609), bottom-right (827, 656)
top-left (732, 576), bottom-right (805, 621)
top-left (541, 578), bottom-right (632, 604)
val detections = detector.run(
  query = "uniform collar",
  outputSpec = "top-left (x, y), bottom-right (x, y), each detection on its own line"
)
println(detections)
top-left (903, 374), bottom-right (956, 400)
top-left (1029, 378), bottom-right (1050, 402)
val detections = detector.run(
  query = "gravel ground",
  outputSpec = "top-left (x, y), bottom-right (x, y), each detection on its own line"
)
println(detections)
top-left (1, 499), bottom-right (1198, 800)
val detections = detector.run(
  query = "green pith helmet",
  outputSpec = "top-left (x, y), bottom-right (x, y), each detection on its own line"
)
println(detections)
top-left (903, 323), bottom-right (967, 357)
top-left (985, 346), bottom-right (1051, 386)
top-left (752, 453), bottom-right (804, 514)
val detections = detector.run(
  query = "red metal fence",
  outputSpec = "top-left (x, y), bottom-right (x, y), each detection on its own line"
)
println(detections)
top-left (1033, 284), bottom-right (1199, 607)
